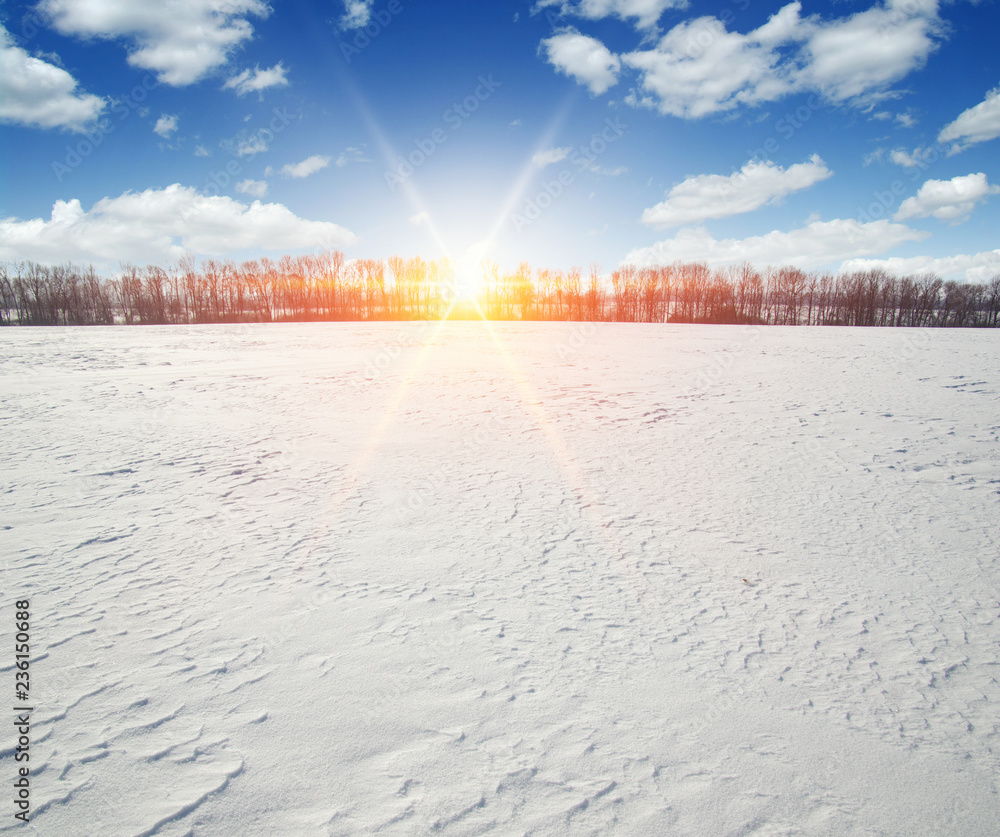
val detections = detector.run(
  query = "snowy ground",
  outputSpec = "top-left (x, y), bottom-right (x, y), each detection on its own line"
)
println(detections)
top-left (2, 322), bottom-right (999, 836)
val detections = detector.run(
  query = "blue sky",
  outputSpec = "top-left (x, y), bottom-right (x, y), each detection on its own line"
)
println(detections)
top-left (1, 0), bottom-right (998, 281)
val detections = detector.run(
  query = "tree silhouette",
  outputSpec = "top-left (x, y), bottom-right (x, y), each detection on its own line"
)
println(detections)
top-left (0, 254), bottom-right (998, 328)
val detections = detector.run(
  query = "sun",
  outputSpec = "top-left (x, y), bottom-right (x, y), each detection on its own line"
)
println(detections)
top-left (440, 239), bottom-right (489, 302)
top-left (452, 266), bottom-right (480, 300)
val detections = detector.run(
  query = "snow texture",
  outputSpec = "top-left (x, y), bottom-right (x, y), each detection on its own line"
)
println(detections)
top-left (2, 322), bottom-right (999, 835)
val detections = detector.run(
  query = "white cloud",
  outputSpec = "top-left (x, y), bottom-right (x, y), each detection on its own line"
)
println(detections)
top-left (223, 63), bottom-right (289, 97)
top-left (0, 184), bottom-right (357, 267)
top-left (533, 0), bottom-right (686, 30)
top-left (889, 147), bottom-right (933, 168)
top-left (938, 85), bottom-right (1000, 153)
top-left (540, 30), bottom-right (621, 95)
top-left (335, 146), bottom-right (370, 167)
top-left (37, 0), bottom-right (270, 86)
top-left (340, 1), bottom-right (374, 29)
top-left (642, 154), bottom-right (832, 228)
top-left (621, 5), bottom-right (802, 118)
top-left (154, 113), bottom-right (178, 138)
top-left (796, 0), bottom-right (943, 103)
top-left (590, 164), bottom-right (628, 176)
top-left (532, 146), bottom-right (572, 167)
top-left (236, 135), bottom-right (269, 157)
top-left (194, 145), bottom-right (211, 157)
top-left (0, 23), bottom-right (105, 131)
top-left (236, 179), bottom-right (268, 198)
top-left (625, 217), bottom-right (927, 270)
top-left (894, 173), bottom-right (999, 224)
top-left (408, 211), bottom-right (430, 228)
top-left (549, 1), bottom-right (945, 119)
top-left (282, 155), bottom-right (332, 178)
top-left (840, 250), bottom-right (1000, 282)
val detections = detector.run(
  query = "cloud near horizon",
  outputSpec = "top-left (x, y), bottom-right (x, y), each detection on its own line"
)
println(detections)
top-left (841, 250), bottom-right (1000, 283)
top-left (0, 184), bottom-right (357, 267)
top-left (642, 155), bottom-right (832, 229)
top-left (894, 173), bottom-right (999, 224)
top-left (624, 217), bottom-right (928, 271)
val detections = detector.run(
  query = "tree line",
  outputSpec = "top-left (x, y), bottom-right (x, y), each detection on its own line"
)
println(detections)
top-left (2, 254), bottom-right (999, 327)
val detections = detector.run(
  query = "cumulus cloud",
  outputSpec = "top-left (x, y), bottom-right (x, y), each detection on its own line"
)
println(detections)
top-left (642, 155), bottom-right (832, 228)
top-left (0, 184), bottom-right (357, 267)
top-left (154, 113), bottom-right (178, 138)
top-left (540, 30), bottom-right (621, 95)
top-left (894, 173), bottom-right (999, 224)
top-left (544, 1), bottom-right (945, 119)
top-left (0, 23), bottom-right (105, 131)
top-left (533, 0), bottom-right (686, 29)
top-left (624, 217), bottom-right (927, 270)
top-left (282, 155), bottom-right (332, 178)
top-left (223, 63), bottom-right (289, 97)
top-left (795, 0), bottom-right (943, 102)
top-left (340, 1), bottom-right (374, 29)
top-left (532, 146), bottom-right (573, 167)
top-left (621, 5), bottom-right (803, 118)
top-left (194, 145), bottom-right (211, 156)
top-left (938, 85), bottom-right (1000, 153)
top-left (37, 0), bottom-right (270, 86)
top-left (236, 179), bottom-right (268, 198)
top-left (840, 250), bottom-right (1000, 282)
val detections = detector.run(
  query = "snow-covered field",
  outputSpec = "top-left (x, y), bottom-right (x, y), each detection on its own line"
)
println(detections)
top-left (2, 322), bottom-right (999, 836)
